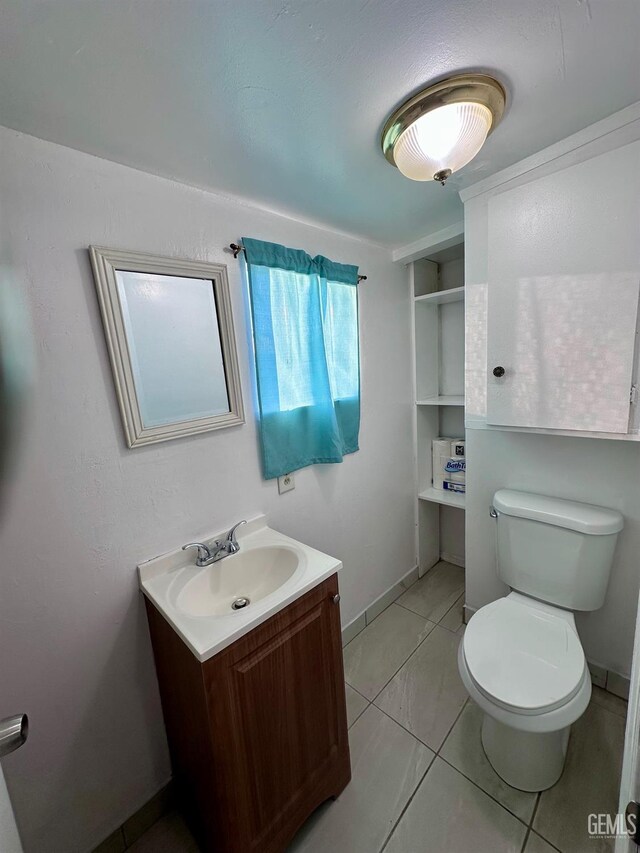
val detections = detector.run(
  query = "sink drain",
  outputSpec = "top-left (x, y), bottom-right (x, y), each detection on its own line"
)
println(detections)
top-left (231, 597), bottom-right (251, 611)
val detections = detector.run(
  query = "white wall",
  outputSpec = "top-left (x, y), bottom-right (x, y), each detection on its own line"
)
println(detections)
top-left (0, 127), bottom-right (414, 853)
top-left (463, 131), bottom-right (640, 679)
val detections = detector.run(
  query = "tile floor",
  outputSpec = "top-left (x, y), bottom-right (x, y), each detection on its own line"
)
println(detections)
top-left (130, 562), bottom-right (627, 853)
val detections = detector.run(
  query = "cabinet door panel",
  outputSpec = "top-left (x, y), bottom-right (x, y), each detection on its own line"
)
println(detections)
top-left (207, 579), bottom-right (349, 853)
top-left (486, 143), bottom-right (640, 432)
top-left (230, 603), bottom-right (339, 841)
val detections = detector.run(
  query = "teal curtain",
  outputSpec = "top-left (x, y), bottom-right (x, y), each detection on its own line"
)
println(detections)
top-left (243, 237), bottom-right (360, 480)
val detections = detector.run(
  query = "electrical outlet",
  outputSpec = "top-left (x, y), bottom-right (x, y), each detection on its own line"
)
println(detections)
top-left (277, 473), bottom-right (295, 494)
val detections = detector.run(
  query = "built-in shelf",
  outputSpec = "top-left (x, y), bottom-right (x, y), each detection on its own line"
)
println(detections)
top-left (412, 247), bottom-right (466, 571)
top-left (418, 487), bottom-right (466, 510)
top-left (416, 395), bottom-right (465, 407)
top-left (414, 286), bottom-right (465, 305)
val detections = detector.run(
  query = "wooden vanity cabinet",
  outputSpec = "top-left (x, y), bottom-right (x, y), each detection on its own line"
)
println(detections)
top-left (145, 574), bottom-right (351, 853)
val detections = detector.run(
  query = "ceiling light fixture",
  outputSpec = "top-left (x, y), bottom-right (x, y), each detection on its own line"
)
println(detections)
top-left (381, 74), bottom-right (506, 186)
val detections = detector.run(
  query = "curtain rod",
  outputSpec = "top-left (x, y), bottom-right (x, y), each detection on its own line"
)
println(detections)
top-left (228, 243), bottom-right (368, 282)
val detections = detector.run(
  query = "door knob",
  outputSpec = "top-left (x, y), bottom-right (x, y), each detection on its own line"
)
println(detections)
top-left (493, 366), bottom-right (506, 378)
top-left (0, 714), bottom-right (28, 758)
top-left (331, 594), bottom-right (341, 605)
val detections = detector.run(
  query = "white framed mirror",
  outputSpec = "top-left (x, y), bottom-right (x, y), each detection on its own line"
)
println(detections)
top-left (89, 246), bottom-right (244, 447)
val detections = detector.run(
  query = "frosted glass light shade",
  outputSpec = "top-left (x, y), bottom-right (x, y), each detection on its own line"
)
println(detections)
top-left (393, 102), bottom-right (492, 181)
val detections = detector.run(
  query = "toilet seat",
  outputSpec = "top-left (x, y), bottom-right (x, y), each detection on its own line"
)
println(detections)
top-left (462, 595), bottom-right (586, 715)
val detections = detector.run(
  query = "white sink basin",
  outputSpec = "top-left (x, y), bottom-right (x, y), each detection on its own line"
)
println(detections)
top-left (138, 516), bottom-right (342, 661)
top-left (176, 545), bottom-right (299, 617)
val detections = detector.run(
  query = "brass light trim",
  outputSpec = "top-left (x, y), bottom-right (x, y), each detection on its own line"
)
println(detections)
top-left (381, 73), bottom-right (506, 168)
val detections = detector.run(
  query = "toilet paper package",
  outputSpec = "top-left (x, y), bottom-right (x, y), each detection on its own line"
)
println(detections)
top-left (444, 457), bottom-right (466, 492)
top-left (432, 438), bottom-right (466, 492)
top-left (432, 438), bottom-right (452, 490)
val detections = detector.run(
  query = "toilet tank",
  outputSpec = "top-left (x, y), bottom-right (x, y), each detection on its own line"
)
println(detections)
top-left (493, 490), bottom-right (623, 611)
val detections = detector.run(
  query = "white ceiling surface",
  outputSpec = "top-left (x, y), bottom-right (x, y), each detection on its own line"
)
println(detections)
top-left (1, 0), bottom-right (639, 246)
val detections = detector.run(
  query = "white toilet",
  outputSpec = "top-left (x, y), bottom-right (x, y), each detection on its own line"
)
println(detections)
top-left (458, 489), bottom-right (623, 792)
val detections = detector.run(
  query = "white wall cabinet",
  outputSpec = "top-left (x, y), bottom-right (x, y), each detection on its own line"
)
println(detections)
top-left (486, 147), bottom-right (640, 433)
top-left (465, 131), bottom-right (640, 440)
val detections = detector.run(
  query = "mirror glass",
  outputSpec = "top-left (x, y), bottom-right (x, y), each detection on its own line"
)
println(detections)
top-left (115, 271), bottom-right (229, 427)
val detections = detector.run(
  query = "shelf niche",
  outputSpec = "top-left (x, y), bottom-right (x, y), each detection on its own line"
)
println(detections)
top-left (412, 241), bottom-right (466, 575)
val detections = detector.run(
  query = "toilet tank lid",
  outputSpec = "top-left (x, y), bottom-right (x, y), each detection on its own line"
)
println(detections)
top-left (493, 490), bottom-right (623, 535)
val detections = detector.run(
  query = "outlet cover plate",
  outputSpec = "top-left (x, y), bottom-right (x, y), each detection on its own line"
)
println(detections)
top-left (278, 473), bottom-right (295, 494)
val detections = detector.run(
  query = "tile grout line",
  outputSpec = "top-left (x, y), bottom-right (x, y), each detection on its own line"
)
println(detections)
top-left (346, 683), bottom-right (371, 729)
top-left (350, 584), bottom-right (467, 734)
top-left (529, 792), bottom-right (561, 853)
top-left (347, 702), bottom-right (369, 730)
top-left (373, 688), bottom-right (540, 841)
top-left (374, 700), bottom-right (537, 847)
top-left (342, 580), bottom-right (463, 853)
top-left (439, 621), bottom-right (464, 637)
top-left (589, 693), bottom-right (629, 722)
top-left (393, 589), bottom-right (465, 626)
top-left (369, 582), bottom-right (464, 702)
top-left (377, 761), bottom-right (434, 853)
top-left (368, 616), bottom-right (465, 707)
top-left (343, 604), bottom-right (440, 703)
top-left (365, 618), bottom-right (439, 704)
top-left (529, 792), bottom-right (541, 829)
top-left (343, 600), bottom-right (441, 704)
top-left (520, 794), bottom-right (543, 852)
top-left (438, 590), bottom-right (465, 623)
top-left (371, 700), bottom-right (478, 853)
top-left (435, 698), bottom-right (470, 757)
top-left (348, 694), bottom-right (545, 853)
top-left (374, 703), bottom-right (440, 754)
top-left (405, 684), bottom-right (545, 833)
top-left (345, 588), bottom-right (464, 728)
top-left (346, 682), bottom-right (369, 702)
top-left (375, 699), bottom-right (476, 853)
top-left (437, 753), bottom-right (532, 833)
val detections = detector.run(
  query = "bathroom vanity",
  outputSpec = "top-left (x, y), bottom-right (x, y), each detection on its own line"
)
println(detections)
top-left (139, 518), bottom-right (350, 853)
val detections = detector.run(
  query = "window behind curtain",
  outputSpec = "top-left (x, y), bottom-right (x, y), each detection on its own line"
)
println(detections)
top-left (243, 237), bottom-right (360, 480)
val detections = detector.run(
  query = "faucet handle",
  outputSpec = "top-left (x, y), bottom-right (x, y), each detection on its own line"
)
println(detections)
top-left (226, 520), bottom-right (247, 541)
top-left (226, 520), bottom-right (247, 551)
top-left (182, 542), bottom-right (212, 566)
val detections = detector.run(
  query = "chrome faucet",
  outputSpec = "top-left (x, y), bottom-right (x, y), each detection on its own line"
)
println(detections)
top-left (182, 520), bottom-right (247, 567)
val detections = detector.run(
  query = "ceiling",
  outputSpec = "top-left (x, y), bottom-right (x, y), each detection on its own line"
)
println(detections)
top-left (1, 0), bottom-right (638, 246)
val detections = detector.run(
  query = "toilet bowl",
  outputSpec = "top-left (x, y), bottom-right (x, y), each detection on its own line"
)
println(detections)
top-left (458, 489), bottom-right (623, 792)
top-left (458, 592), bottom-right (591, 791)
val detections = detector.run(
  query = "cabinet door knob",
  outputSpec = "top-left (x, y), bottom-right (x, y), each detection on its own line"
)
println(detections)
top-left (331, 593), bottom-right (341, 605)
top-left (493, 366), bottom-right (506, 378)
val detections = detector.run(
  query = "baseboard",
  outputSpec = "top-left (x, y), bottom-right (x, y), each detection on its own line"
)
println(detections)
top-left (440, 552), bottom-right (465, 569)
top-left (341, 565), bottom-right (420, 647)
top-left (588, 662), bottom-right (630, 700)
top-left (462, 604), bottom-right (476, 625)
top-left (93, 781), bottom-right (173, 852)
